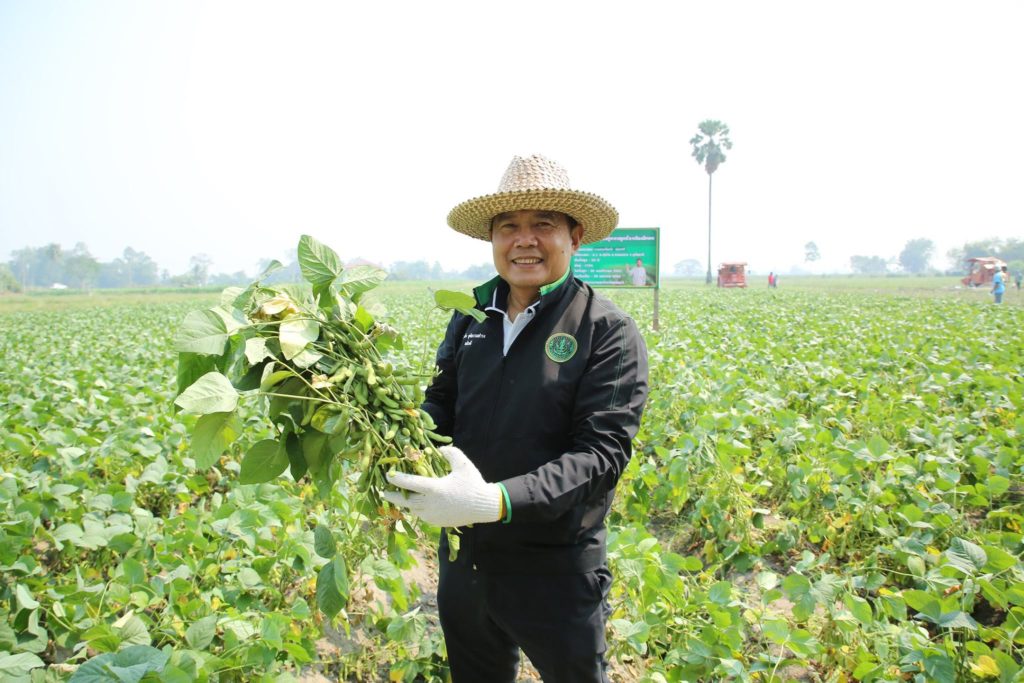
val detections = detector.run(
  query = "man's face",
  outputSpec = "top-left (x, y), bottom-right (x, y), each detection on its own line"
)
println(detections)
top-left (490, 210), bottom-right (582, 295)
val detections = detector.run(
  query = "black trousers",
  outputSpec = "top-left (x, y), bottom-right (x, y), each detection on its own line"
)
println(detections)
top-left (437, 553), bottom-right (612, 683)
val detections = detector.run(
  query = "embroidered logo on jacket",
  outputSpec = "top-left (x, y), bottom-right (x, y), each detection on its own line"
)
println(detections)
top-left (545, 333), bottom-right (578, 363)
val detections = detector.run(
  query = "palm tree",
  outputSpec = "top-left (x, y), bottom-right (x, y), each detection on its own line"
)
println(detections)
top-left (690, 120), bottom-right (733, 284)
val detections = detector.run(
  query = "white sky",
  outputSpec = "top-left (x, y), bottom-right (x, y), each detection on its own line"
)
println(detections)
top-left (1, 1), bottom-right (1022, 276)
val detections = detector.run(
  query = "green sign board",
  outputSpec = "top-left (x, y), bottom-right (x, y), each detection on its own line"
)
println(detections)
top-left (572, 227), bottom-right (659, 288)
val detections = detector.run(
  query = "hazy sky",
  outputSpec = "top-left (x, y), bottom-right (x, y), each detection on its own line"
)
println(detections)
top-left (1, 1), bottom-right (1022, 277)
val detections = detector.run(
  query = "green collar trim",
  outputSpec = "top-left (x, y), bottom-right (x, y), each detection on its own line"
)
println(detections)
top-left (539, 265), bottom-right (571, 296)
top-left (473, 276), bottom-right (503, 308)
top-left (471, 266), bottom-right (573, 310)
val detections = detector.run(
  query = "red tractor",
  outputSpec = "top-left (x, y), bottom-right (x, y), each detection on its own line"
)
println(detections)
top-left (961, 257), bottom-right (1006, 287)
top-left (717, 262), bottom-right (747, 288)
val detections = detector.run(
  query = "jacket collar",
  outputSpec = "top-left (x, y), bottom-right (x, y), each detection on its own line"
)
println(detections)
top-left (473, 266), bottom-right (575, 315)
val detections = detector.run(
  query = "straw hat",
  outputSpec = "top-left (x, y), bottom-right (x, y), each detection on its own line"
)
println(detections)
top-left (446, 154), bottom-right (618, 244)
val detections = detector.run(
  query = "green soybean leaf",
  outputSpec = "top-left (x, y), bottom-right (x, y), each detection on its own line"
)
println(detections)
top-left (782, 573), bottom-right (811, 598)
top-left (987, 475), bottom-right (1011, 498)
top-left (316, 556), bottom-right (349, 617)
top-left (982, 545), bottom-right (1017, 573)
top-left (314, 524), bottom-right (336, 559)
top-left (867, 434), bottom-right (889, 458)
top-left (762, 618), bottom-right (790, 644)
top-left (938, 610), bottom-right (978, 629)
top-left (239, 439), bottom-right (289, 484)
top-left (70, 645), bottom-right (169, 683)
top-left (338, 265), bottom-right (387, 299)
top-left (844, 594), bottom-right (874, 625)
top-left (175, 309), bottom-right (229, 356)
top-left (719, 659), bottom-right (746, 678)
top-left (435, 289), bottom-right (486, 323)
top-left (115, 615), bottom-right (151, 646)
top-left (191, 411), bottom-right (242, 469)
top-left (4, 432), bottom-right (32, 455)
top-left (903, 589), bottom-right (941, 621)
top-left (0, 652), bottom-right (44, 679)
top-left (261, 368), bottom-right (293, 392)
top-left (946, 537), bottom-right (987, 575)
top-left (174, 372), bottom-right (239, 415)
top-left (185, 615), bottom-right (218, 650)
top-left (922, 653), bottom-right (956, 683)
top-left (298, 234), bottom-right (343, 290)
top-left (678, 555), bottom-right (703, 572)
top-left (286, 432), bottom-right (307, 481)
top-left (176, 351), bottom-right (218, 397)
top-left (352, 305), bottom-right (375, 333)
top-left (15, 583), bottom-right (40, 610)
top-left (708, 581), bottom-right (732, 605)
top-left (302, 431), bottom-right (329, 474)
top-left (160, 666), bottom-right (192, 683)
top-left (787, 628), bottom-right (819, 657)
top-left (283, 642), bottom-right (312, 664)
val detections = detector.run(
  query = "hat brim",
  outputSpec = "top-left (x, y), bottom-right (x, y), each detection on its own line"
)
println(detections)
top-left (447, 189), bottom-right (618, 244)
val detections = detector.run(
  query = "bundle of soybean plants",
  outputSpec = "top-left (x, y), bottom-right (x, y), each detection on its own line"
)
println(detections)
top-left (172, 235), bottom-right (481, 616)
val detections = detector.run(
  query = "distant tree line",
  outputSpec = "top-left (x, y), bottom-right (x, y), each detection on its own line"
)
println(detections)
top-left (3, 243), bottom-right (230, 293)
top-left (2, 242), bottom-right (495, 293)
top-left (671, 235), bottom-right (1022, 278)
top-left (850, 236), bottom-right (1024, 276)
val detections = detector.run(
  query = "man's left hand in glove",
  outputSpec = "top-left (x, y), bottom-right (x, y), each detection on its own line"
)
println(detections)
top-left (382, 446), bottom-right (503, 527)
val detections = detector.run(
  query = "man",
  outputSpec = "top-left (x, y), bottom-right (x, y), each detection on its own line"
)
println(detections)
top-left (629, 258), bottom-right (648, 286)
top-left (383, 154), bottom-right (649, 682)
top-left (992, 265), bottom-right (1007, 303)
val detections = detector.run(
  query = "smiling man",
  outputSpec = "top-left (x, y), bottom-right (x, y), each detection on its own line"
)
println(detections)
top-left (383, 154), bottom-right (649, 682)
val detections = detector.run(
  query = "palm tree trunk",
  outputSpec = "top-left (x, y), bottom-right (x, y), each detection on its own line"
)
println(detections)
top-left (705, 172), bottom-right (713, 284)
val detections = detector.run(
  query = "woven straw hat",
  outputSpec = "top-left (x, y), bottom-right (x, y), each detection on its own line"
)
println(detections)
top-left (446, 154), bottom-right (618, 244)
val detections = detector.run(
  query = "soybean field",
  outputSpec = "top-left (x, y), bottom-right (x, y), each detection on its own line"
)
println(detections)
top-left (2, 280), bottom-right (1023, 682)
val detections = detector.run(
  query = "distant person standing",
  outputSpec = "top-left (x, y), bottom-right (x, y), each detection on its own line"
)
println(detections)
top-left (992, 266), bottom-right (1007, 303)
top-left (629, 258), bottom-right (648, 286)
top-left (768, 272), bottom-right (775, 288)
top-left (1015, 271), bottom-right (1022, 290)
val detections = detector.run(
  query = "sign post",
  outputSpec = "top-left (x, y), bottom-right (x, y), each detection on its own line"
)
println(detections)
top-left (572, 228), bottom-right (660, 330)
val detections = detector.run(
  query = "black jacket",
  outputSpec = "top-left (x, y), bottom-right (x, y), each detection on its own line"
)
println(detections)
top-left (423, 272), bottom-right (649, 574)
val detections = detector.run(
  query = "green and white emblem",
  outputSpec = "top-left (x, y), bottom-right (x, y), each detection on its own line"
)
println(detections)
top-left (545, 333), bottom-right (578, 363)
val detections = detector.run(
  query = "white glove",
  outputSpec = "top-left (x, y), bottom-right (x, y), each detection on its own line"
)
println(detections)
top-left (382, 446), bottom-right (502, 527)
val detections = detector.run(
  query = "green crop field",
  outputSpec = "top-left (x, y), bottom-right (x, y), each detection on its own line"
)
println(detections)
top-left (2, 280), bottom-right (1023, 682)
